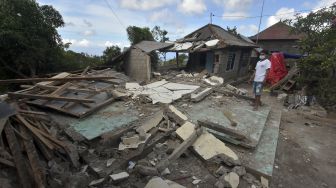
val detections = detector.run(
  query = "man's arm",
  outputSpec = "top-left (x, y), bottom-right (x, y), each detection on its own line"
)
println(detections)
top-left (263, 69), bottom-right (270, 84)
top-left (248, 70), bottom-right (255, 84)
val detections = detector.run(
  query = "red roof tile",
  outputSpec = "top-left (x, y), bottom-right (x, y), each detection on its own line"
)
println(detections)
top-left (250, 22), bottom-right (304, 40)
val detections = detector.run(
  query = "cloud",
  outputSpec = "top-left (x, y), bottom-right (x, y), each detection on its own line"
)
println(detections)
top-left (213, 0), bottom-right (253, 20)
top-left (119, 0), bottom-right (175, 11)
top-left (313, 0), bottom-right (335, 10)
top-left (237, 24), bottom-right (258, 36)
top-left (267, 7), bottom-right (295, 27)
top-left (221, 11), bottom-right (249, 20)
top-left (63, 38), bottom-right (91, 47)
top-left (178, 0), bottom-right (207, 15)
top-left (83, 19), bottom-right (93, 27)
top-left (82, 30), bottom-right (96, 36)
top-left (65, 21), bottom-right (75, 26)
top-left (104, 41), bottom-right (121, 47)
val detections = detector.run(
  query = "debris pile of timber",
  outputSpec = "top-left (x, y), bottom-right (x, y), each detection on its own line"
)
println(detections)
top-left (0, 103), bottom-right (79, 188)
top-left (3, 68), bottom-right (130, 118)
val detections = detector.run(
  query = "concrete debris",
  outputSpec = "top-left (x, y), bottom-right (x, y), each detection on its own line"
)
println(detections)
top-left (232, 166), bottom-right (246, 176)
top-left (224, 172), bottom-right (240, 188)
top-left (260, 176), bottom-right (269, 188)
top-left (225, 84), bottom-right (247, 95)
top-left (136, 110), bottom-right (163, 134)
top-left (89, 178), bottom-right (105, 186)
top-left (106, 158), bottom-right (115, 167)
top-left (128, 161), bottom-right (136, 170)
top-left (135, 165), bottom-right (159, 176)
top-left (161, 168), bottom-right (171, 175)
top-left (109, 172), bottom-right (129, 182)
top-left (126, 80), bottom-right (199, 104)
top-left (192, 179), bottom-right (202, 185)
top-left (191, 87), bottom-right (213, 102)
top-left (166, 105), bottom-right (188, 125)
top-left (215, 166), bottom-right (230, 177)
top-left (145, 177), bottom-right (186, 188)
top-left (118, 133), bottom-right (151, 150)
top-left (203, 76), bottom-right (224, 86)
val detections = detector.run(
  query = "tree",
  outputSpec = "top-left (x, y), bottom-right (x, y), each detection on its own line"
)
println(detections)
top-left (151, 26), bottom-right (169, 62)
top-left (151, 26), bottom-right (169, 43)
top-left (289, 4), bottom-right (336, 107)
top-left (126, 26), bottom-right (154, 45)
top-left (226, 26), bottom-right (238, 36)
top-left (0, 0), bottom-right (65, 78)
top-left (102, 45), bottom-right (121, 63)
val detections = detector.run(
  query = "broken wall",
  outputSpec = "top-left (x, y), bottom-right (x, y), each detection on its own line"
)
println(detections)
top-left (124, 48), bottom-right (151, 81)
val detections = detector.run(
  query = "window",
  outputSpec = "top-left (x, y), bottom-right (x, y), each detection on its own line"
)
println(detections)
top-left (215, 54), bottom-right (220, 63)
top-left (226, 52), bottom-right (236, 71)
top-left (241, 52), bottom-right (250, 67)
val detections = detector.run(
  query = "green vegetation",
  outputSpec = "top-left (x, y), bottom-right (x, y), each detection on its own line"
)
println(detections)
top-left (289, 4), bottom-right (336, 107)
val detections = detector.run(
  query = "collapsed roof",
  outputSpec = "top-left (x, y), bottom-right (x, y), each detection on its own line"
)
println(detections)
top-left (165, 24), bottom-right (256, 52)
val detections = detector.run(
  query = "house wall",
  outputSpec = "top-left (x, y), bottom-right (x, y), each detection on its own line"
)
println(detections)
top-left (124, 48), bottom-right (151, 81)
top-left (187, 48), bottom-right (251, 81)
top-left (257, 40), bottom-right (300, 54)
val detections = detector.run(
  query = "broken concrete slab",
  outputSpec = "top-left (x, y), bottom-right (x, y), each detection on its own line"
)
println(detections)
top-left (126, 80), bottom-right (199, 104)
top-left (191, 88), bottom-right (213, 102)
top-left (135, 165), bottom-right (159, 176)
top-left (136, 111), bottom-right (163, 133)
top-left (176, 122), bottom-right (239, 165)
top-left (118, 133), bottom-right (151, 150)
top-left (110, 172), bottom-right (129, 182)
top-left (122, 134), bottom-right (140, 145)
top-left (69, 102), bottom-right (139, 140)
top-left (182, 100), bottom-right (271, 148)
top-left (145, 177), bottom-right (185, 188)
top-left (89, 178), bottom-right (105, 186)
top-left (166, 105), bottom-right (188, 125)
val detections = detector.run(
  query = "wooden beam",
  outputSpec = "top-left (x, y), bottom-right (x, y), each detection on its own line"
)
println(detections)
top-left (8, 92), bottom-right (95, 103)
top-left (214, 88), bottom-right (255, 101)
top-left (35, 84), bottom-right (99, 94)
top-left (0, 76), bottom-right (119, 84)
top-left (4, 122), bottom-right (33, 188)
top-left (0, 157), bottom-right (15, 167)
top-left (18, 110), bottom-right (47, 116)
top-left (21, 127), bottom-right (46, 188)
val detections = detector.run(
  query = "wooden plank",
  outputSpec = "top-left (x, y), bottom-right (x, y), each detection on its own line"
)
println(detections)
top-left (4, 122), bottom-right (33, 188)
top-left (21, 127), bottom-right (46, 188)
top-left (8, 92), bottom-right (95, 103)
top-left (79, 97), bottom-right (116, 118)
top-left (81, 66), bottom-right (90, 75)
top-left (0, 76), bottom-right (119, 84)
top-left (0, 157), bottom-right (15, 167)
top-left (197, 120), bottom-right (247, 140)
top-left (18, 110), bottom-right (47, 116)
top-left (35, 84), bottom-right (98, 94)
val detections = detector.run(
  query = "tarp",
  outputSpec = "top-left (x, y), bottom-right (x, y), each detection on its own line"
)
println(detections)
top-left (267, 52), bottom-right (288, 86)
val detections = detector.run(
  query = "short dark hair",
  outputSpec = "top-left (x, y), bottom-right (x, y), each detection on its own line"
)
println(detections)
top-left (260, 50), bottom-right (269, 55)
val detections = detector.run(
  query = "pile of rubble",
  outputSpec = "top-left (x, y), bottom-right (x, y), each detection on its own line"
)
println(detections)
top-left (0, 68), bottom-right (273, 188)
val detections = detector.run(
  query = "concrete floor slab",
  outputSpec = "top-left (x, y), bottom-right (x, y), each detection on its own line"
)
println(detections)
top-left (181, 100), bottom-right (271, 148)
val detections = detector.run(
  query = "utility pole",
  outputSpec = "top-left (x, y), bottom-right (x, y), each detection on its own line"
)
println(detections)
top-left (210, 12), bottom-right (213, 24)
top-left (256, 0), bottom-right (265, 45)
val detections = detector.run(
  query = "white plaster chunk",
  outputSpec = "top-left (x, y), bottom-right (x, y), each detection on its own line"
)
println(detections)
top-left (224, 172), bottom-right (239, 188)
top-left (110, 172), bottom-right (129, 181)
top-left (176, 121), bottom-right (196, 140)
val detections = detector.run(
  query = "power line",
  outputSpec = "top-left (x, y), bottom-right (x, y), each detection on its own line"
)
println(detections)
top-left (103, 0), bottom-right (126, 29)
top-left (212, 4), bottom-right (335, 19)
top-left (256, 0), bottom-right (265, 44)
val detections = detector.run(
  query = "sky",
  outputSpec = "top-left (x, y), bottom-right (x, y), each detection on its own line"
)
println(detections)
top-left (36, 0), bottom-right (335, 55)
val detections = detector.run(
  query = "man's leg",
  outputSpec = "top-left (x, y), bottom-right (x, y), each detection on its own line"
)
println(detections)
top-left (254, 82), bottom-right (263, 110)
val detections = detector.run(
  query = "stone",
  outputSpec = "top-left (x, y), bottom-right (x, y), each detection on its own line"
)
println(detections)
top-left (145, 177), bottom-right (170, 188)
top-left (110, 172), bottom-right (129, 182)
top-left (260, 176), bottom-right (269, 188)
top-left (89, 178), bottom-right (105, 186)
top-left (106, 158), bottom-right (116, 167)
top-left (165, 179), bottom-right (186, 188)
top-left (161, 168), bottom-right (171, 175)
top-left (224, 172), bottom-right (239, 188)
top-left (192, 179), bottom-right (201, 185)
top-left (215, 166), bottom-right (229, 177)
top-left (232, 166), bottom-right (246, 176)
top-left (135, 165), bottom-right (159, 176)
top-left (176, 121), bottom-right (196, 140)
top-left (136, 111), bottom-right (163, 134)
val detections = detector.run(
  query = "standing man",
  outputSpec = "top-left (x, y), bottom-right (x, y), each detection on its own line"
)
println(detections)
top-left (249, 50), bottom-right (271, 110)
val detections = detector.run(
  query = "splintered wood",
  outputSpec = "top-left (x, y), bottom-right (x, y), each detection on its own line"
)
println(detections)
top-left (0, 105), bottom-right (80, 188)
top-left (6, 68), bottom-right (130, 118)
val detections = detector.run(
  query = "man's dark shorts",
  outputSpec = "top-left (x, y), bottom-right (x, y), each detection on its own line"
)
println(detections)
top-left (253, 81), bottom-right (263, 96)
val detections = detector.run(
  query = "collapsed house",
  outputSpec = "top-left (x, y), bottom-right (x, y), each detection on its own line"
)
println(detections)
top-left (164, 24), bottom-right (256, 81)
top-left (0, 67), bottom-right (286, 188)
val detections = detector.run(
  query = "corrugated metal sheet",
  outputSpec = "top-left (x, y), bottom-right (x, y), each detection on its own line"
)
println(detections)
top-left (134, 41), bottom-right (174, 53)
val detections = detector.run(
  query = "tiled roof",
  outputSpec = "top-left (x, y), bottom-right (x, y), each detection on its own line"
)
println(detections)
top-left (250, 22), bottom-right (304, 40)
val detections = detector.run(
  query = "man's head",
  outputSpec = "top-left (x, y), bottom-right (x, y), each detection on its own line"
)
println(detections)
top-left (259, 50), bottom-right (268, 60)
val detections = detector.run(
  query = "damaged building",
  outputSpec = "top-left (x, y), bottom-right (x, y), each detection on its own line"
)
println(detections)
top-left (165, 24), bottom-right (256, 81)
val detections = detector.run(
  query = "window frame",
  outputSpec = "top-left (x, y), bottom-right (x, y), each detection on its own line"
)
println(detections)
top-left (226, 52), bottom-right (236, 71)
